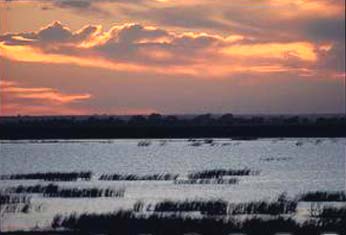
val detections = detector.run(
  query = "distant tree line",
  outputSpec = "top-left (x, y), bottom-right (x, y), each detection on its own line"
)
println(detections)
top-left (0, 113), bottom-right (345, 139)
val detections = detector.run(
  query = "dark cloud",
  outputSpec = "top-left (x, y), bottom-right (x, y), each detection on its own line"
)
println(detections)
top-left (122, 5), bottom-right (230, 31)
top-left (37, 21), bottom-right (73, 42)
top-left (54, 0), bottom-right (92, 9)
top-left (315, 41), bottom-right (345, 74)
top-left (303, 18), bottom-right (345, 42)
top-left (73, 25), bottom-right (100, 41)
top-left (116, 24), bottom-right (169, 43)
top-left (47, 0), bottom-right (147, 13)
top-left (94, 23), bottom-right (226, 65)
top-left (0, 21), bottom-right (99, 45)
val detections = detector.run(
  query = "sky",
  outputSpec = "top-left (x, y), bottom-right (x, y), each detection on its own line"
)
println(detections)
top-left (0, 0), bottom-right (345, 116)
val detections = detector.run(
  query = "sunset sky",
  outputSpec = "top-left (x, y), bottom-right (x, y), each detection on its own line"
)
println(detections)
top-left (0, 0), bottom-right (345, 115)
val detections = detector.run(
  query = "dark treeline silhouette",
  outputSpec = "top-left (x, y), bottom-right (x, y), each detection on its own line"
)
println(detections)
top-left (5, 184), bottom-right (125, 198)
top-left (99, 173), bottom-right (179, 181)
top-left (0, 172), bottom-right (92, 181)
top-left (51, 209), bottom-right (346, 235)
top-left (1, 113), bottom-right (345, 139)
top-left (0, 232), bottom-right (76, 235)
top-left (187, 168), bottom-right (258, 179)
top-left (299, 191), bottom-right (346, 202)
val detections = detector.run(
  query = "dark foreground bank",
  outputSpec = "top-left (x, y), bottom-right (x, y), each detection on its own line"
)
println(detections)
top-left (1, 192), bottom-right (346, 235)
top-left (2, 212), bottom-right (345, 235)
top-left (0, 114), bottom-right (345, 139)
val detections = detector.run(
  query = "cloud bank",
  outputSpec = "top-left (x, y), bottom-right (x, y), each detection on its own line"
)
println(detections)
top-left (1, 21), bottom-right (334, 78)
top-left (0, 0), bottom-right (344, 115)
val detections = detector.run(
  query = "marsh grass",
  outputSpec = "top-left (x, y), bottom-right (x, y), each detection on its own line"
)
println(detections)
top-left (174, 178), bottom-right (239, 185)
top-left (0, 193), bottom-right (31, 205)
top-left (99, 173), bottom-right (179, 181)
top-left (187, 168), bottom-right (259, 179)
top-left (227, 200), bottom-right (297, 215)
top-left (138, 140), bottom-right (152, 147)
top-left (318, 207), bottom-right (346, 219)
top-left (299, 191), bottom-right (346, 202)
top-left (143, 196), bottom-right (297, 215)
top-left (152, 200), bottom-right (228, 215)
top-left (51, 208), bottom-right (346, 235)
top-left (0, 172), bottom-right (92, 181)
top-left (5, 184), bottom-right (125, 198)
top-left (0, 193), bottom-right (32, 214)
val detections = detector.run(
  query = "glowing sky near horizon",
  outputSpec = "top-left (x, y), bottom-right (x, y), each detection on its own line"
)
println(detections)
top-left (0, 0), bottom-right (345, 115)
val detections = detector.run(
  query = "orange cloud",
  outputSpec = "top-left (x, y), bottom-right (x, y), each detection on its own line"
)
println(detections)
top-left (1, 81), bottom-right (91, 104)
top-left (0, 42), bottom-right (146, 72)
top-left (221, 42), bottom-right (317, 62)
top-left (267, 0), bottom-right (344, 18)
top-left (9, 90), bottom-right (91, 103)
top-left (0, 81), bottom-right (160, 115)
top-left (0, 42), bottom-right (205, 76)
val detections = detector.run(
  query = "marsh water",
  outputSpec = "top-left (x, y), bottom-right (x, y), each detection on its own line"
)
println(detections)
top-left (0, 138), bottom-right (345, 231)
